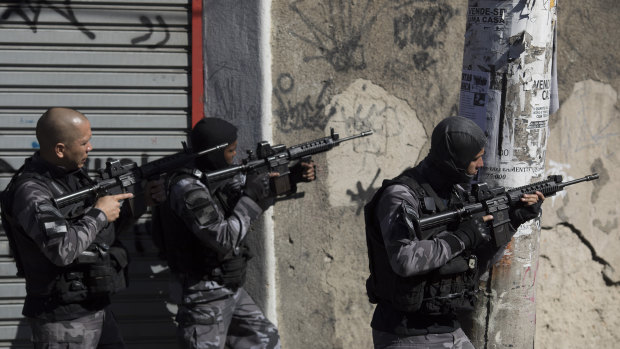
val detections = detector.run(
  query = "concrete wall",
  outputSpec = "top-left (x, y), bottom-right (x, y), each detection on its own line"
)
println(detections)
top-left (206, 0), bottom-right (619, 348)
top-left (536, 1), bottom-right (619, 347)
top-left (270, 1), bottom-right (464, 347)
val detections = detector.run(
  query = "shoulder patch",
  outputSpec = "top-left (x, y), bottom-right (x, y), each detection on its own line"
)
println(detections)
top-left (35, 202), bottom-right (68, 240)
top-left (183, 187), bottom-right (219, 226)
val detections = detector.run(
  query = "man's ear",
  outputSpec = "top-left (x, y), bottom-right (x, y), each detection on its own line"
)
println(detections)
top-left (55, 143), bottom-right (66, 158)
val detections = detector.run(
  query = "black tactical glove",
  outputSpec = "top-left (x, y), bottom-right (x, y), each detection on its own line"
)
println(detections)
top-left (509, 201), bottom-right (542, 228)
top-left (452, 217), bottom-right (491, 250)
top-left (289, 161), bottom-right (316, 184)
top-left (244, 173), bottom-right (274, 210)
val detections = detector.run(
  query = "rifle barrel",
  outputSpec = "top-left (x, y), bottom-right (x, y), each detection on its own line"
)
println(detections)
top-left (560, 173), bottom-right (599, 188)
top-left (335, 130), bottom-right (373, 144)
top-left (53, 178), bottom-right (117, 207)
top-left (197, 142), bottom-right (228, 156)
top-left (53, 142), bottom-right (228, 208)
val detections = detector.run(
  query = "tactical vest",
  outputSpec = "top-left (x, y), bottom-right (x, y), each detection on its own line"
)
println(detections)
top-left (365, 168), bottom-right (479, 315)
top-left (152, 168), bottom-right (250, 290)
top-left (0, 157), bottom-right (128, 317)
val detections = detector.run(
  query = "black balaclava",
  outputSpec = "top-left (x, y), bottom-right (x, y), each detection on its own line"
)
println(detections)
top-left (190, 118), bottom-right (238, 171)
top-left (421, 116), bottom-right (486, 192)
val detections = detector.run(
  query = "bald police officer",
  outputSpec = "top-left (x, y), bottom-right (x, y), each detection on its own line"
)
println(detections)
top-left (1, 108), bottom-right (163, 348)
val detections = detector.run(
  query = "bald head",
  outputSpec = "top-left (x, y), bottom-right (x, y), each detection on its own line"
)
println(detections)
top-left (36, 108), bottom-right (93, 170)
top-left (36, 107), bottom-right (89, 150)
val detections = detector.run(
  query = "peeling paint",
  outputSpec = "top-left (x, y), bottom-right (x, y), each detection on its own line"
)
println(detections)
top-left (325, 78), bottom-right (426, 208)
top-left (544, 80), bottom-right (620, 287)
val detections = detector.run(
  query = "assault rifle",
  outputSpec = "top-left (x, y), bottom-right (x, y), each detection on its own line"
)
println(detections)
top-left (204, 128), bottom-right (373, 196)
top-left (52, 142), bottom-right (228, 212)
top-left (417, 173), bottom-right (599, 247)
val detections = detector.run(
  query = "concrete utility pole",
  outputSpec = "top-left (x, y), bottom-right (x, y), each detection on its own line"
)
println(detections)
top-left (458, 1), bottom-right (558, 348)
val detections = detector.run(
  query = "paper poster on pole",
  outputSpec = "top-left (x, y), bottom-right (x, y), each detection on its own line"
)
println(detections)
top-left (460, 0), bottom-right (555, 185)
top-left (526, 73), bottom-right (553, 130)
top-left (459, 69), bottom-right (505, 169)
top-left (459, 69), bottom-right (490, 131)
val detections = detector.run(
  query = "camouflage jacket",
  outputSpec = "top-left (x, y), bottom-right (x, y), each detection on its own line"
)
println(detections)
top-left (373, 183), bottom-right (464, 277)
top-left (163, 170), bottom-right (264, 304)
top-left (6, 153), bottom-right (115, 319)
top-left (10, 154), bottom-right (109, 267)
top-left (367, 167), bottom-right (498, 335)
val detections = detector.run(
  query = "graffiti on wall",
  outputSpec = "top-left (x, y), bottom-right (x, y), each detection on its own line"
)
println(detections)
top-left (393, 6), bottom-right (456, 50)
top-left (131, 15), bottom-right (170, 48)
top-left (273, 73), bottom-right (336, 133)
top-left (393, 4), bottom-right (457, 71)
top-left (383, 3), bottom-right (458, 85)
top-left (0, 0), bottom-right (170, 48)
top-left (325, 79), bottom-right (427, 210)
top-left (1, 0), bottom-right (95, 39)
top-left (279, 0), bottom-right (460, 138)
top-left (382, 58), bottom-right (416, 86)
top-left (289, 0), bottom-right (387, 72)
top-left (346, 168), bottom-right (382, 215)
top-left (288, 1), bottom-right (456, 73)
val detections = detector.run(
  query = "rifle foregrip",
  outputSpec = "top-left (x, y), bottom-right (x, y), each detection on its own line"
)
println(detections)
top-left (520, 183), bottom-right (561, 197)
top-left (508, 173), bottom-right (599, 200)
top-left (288, 139), bottom-right (335, 159)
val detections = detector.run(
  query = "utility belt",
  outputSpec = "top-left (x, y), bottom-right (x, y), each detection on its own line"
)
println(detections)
top-left (53, 244), bottom-right (129, 304)
top-left (183, 247), bottom-right (253, 291)
top-left (418, 254), bottom-right (480, 315)
top-left (368, 253), bottom-right (479, 314)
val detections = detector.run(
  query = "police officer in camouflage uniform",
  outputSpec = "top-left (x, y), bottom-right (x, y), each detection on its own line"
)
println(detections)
top-left (0, 107), bottom-right (164, 348)
top-left (154, 118), bottom-right (315, 349)
top-left (365, 117), bottom-right (544, 348)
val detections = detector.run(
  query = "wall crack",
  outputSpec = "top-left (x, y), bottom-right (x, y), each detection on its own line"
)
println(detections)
top-left (546, 222), bottom-right (619, 287)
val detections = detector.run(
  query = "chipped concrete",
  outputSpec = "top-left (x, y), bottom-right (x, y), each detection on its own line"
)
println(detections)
top-left (537, 80), bottom-right (620, 347)
top-left (543, 80), bottom-right (620, 283)
top-left (536, 224), bottom-right (620, 348)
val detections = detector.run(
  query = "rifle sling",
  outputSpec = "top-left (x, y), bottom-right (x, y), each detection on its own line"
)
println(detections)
top-left (396, 168), bottom-right (447, 213)
top-left (419, 182), bottom-right (447, 212)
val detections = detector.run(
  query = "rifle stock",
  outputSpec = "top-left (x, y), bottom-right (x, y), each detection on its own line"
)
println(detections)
top-left (52, 142), bottom-right (228, 209)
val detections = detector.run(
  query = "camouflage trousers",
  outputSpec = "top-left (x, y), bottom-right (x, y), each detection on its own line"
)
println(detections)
top-left (176, 288), bottom-right (280, 349)
top-left (372, 328), bottom-right (475, 349)
top-left (27, 307), bottom-right (125, 349)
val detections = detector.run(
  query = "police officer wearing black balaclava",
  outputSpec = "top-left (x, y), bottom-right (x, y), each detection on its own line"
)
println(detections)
top-left (154, 118), bottom-right (315, 349)
top-left (364, 117), bottom-right (544, 348)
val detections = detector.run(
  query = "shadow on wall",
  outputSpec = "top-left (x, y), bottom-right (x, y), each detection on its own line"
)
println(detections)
top-left (0, 159), bottom-right (14, 175)
top-left (112, 221), bottom-right (180, 348)
top-left (6, 319), bottom-right (30, 348)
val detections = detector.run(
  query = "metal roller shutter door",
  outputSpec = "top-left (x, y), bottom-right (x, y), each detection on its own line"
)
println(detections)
top-left (0, 1), bottom-right (190, 347)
